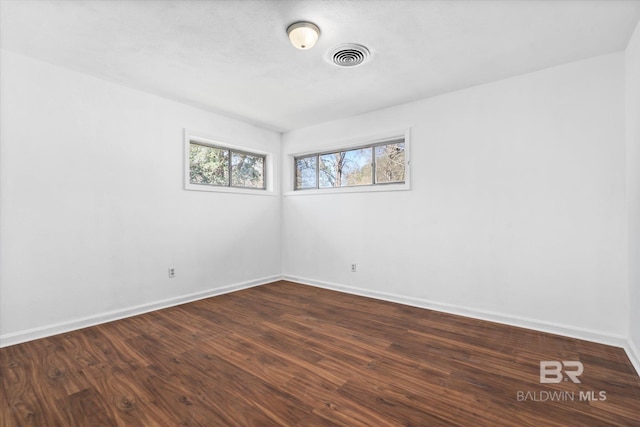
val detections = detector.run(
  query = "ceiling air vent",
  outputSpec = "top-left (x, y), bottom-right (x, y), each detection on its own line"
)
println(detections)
top-left (327, 44), bottom-right (371, 68)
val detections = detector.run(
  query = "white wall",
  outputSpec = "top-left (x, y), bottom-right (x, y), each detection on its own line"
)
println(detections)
top-left (0, 50), bottom-right (282, 345)
top-left (626, 20), bottom-right (640, 368)
top-left (0, 45), bottom-right (632, 353)
top-left (282, 53), bottom-right (627, 342)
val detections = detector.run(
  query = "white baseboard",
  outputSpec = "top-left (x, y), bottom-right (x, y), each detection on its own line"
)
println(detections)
top-left (5, 273), bottom-right (638, 378)
top-left (0, 275), bottom-right (282, 348)
top-left (625, 339), bottom-right (640, 377)
top-left (283, 275), bottom-right (629, 350)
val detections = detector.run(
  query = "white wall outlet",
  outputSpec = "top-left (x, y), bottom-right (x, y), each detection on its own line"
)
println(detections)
top-left (168, 267), bottom-right (176, 278)
top-left (351, 264), bottom-right (357, 272)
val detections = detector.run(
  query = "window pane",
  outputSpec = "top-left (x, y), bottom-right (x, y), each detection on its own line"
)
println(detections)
top-left (231, 152), bottom-right (265, 188)
top-left (189, 143), bottom-right (229, 186)
top-left (375, 142), bottom-right (405, 183)
top-left (295, 156), bottom-right (317, 189)
top-left (319, 152), bottom-right (342, 188)
top-left (342, 148), bottom-right (372, 186)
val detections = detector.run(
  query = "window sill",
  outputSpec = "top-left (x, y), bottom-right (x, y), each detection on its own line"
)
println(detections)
top-left (185, 183), bottom-right (276, 196)
top-left (284, 182), bottom-right (410, 196)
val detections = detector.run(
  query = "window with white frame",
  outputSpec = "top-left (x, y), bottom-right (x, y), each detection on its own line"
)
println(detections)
top-left (185, 132), bottom-right (271, 194)
top-left (294, 137), bottom-right (407, 191)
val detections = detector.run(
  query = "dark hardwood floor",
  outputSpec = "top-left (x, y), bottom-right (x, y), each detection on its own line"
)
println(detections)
top-left (1, 280), bottom-right (639, 426)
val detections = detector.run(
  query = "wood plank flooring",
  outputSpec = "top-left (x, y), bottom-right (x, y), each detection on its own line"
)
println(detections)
top-left (1, 280), bottom-right (639, 426)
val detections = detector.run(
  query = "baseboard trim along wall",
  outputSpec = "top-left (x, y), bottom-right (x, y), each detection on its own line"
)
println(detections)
top-left (3, 274), bottom-right (638, 378)
top-left (0, 275), bottom-right (281, 348)
top-left (626, 339), bottom-right (640, 378)
top-left (283, 275), bottom-right (638, 372)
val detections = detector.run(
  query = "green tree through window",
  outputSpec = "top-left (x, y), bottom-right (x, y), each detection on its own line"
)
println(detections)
top-left (189, 142), bottom-right (265, 189)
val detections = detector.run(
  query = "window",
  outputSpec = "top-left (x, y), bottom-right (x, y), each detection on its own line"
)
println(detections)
top-left (294, 138), bottom-right (406, 191)
top-left (184, 132), bottom-right (272, 194)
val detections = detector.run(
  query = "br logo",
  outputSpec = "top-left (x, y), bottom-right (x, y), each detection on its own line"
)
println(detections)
top-left (540, 361), bottom-right (583, 383)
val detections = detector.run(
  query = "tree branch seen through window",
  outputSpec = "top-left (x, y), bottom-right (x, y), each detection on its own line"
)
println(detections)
top-left (190, 142), bottom-right (265, 189)
top-left (295, 139), bottom-right (405, 190)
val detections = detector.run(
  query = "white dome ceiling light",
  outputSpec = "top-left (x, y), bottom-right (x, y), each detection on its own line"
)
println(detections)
top-left (287, 21), bottom-right (320, 50)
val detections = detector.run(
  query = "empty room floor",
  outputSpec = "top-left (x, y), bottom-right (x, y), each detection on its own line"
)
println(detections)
top-left (1, 281), bottom-right (639, 426)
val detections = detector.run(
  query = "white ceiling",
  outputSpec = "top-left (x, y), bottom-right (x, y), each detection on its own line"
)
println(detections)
top-left (2, 0), bottom-right (640, 132)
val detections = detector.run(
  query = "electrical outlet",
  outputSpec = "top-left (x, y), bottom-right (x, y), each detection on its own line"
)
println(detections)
top-left (168, 267), bottom-right (176, 278)
top-left (351, 264), bottom-right (357, 272)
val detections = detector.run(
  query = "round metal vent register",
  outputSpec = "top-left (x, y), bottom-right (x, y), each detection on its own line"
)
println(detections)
top-left (328, 44), bottom-right (371, 67)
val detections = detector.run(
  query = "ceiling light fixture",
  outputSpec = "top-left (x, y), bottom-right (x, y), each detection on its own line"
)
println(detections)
top-left (287, 21), bottom-right (320, 50)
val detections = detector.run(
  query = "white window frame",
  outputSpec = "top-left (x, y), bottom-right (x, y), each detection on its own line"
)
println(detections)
top-left (184, 130), bottom-right (274, 195)
top-left (285, 129), bottom-right (411, 196)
